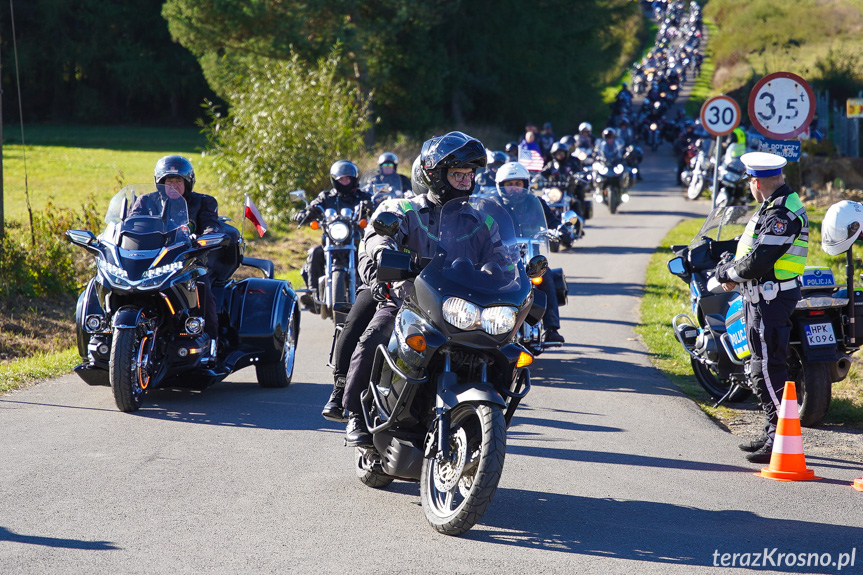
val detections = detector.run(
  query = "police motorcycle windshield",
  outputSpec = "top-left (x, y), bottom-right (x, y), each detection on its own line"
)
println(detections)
top-left (474, 189), bottom-right (548, 241)
top-left (690, 204), bottom-right (755, 250)
top-left (99, 184), bottom-right (191, 284)
top-left (423, 196), bottom-right (526, 298)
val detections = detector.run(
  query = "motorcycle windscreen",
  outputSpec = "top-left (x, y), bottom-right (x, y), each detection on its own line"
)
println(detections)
top-left (724, 294), bottom-right (750, 359)
top-left (422, 197), bottom-right (526, 297)
top-left (690, 205), bottom-right (755, 250)
top-left (473, 190), bottom-right (548, 241)
top-left (102, 184), bottom-right (191, 246)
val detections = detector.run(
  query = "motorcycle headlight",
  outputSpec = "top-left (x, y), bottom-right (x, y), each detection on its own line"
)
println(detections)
top-left (650, 123), bottom-right (658, 131)
top-left (97, 260), bottom-right (130, 285)
top-left (443, 297), bottom-right (481, 331)
top-left (329, 221), bottom-right (351, 243)
top-left (142, 261), bottom-right (184, 280)
top-left (613, 164), bottom-right (624, 175)
top-left (480, 306), bottom-right (518, 335)
top-left (546, 188), bottom-right (563, 203)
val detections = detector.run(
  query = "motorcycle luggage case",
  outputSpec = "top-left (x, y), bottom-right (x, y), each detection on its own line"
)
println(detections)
top-left (228, 277), bottom-right (297, 359)
top-left (550, 268), bottom-right (568, 306)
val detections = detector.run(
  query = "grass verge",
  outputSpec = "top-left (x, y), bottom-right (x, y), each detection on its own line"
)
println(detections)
top-left (0, 347), bottom-right (79, 393)
top-left (637, 202), bottom-right (863, 427)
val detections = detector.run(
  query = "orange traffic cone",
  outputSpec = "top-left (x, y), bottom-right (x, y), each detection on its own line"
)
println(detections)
top-left (854, 477), bottom-right (863, 492)
top-left (760, 381), bottom-right (819, 481)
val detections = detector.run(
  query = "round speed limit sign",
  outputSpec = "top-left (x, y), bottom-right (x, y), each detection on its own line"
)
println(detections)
top-left (748, 71), bottom-right (815, 139)
top-left (700, 95), bottom-right (741, 137)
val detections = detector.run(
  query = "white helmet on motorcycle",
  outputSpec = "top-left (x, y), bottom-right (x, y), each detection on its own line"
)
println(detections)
top-left (578, 122), bottom-right (592, 134)
top-left (495, 162), bottom-right (530, 187)
top-left (822, 200), bottom-right (863, 256)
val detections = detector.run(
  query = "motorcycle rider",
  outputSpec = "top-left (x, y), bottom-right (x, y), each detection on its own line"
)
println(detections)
top-left (504, 141), bottom-right (520, 162)
top-left (496, 161), bottom-right (565, 344)
top-left (541, 141), bottom-right (589, 221)
top-left (575, 122), bottom-right (595, 149)
top-left (673, 121), bottom-right (698, 185)
top-left (714, 152), bottom-right (808, 464)
top-left (363, 152), bottom-right (411, 192)
top-left (594, 127), bottom-right (625, 163)
top-left (294, 160), bottom-right (373, 308)
top-left (139, 155), bottom-right (227, 347)
top-left (342, 131), bottom-right (499, 446)
top-left (539, 122), bottom-right (556, 161)
top-left (475, 149), bottom-right (508, 188)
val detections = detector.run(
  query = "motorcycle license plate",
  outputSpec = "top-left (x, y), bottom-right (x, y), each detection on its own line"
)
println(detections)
top-left (805, 323), bottom-right (836, 346)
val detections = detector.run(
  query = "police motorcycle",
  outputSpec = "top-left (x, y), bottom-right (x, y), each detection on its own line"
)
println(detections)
top-left (67, 184), bottom-right (300, 412)
top-left (591, 152), bottom-right (634, 215)
top-left (667, 205), bottom-right (853, 426)
top-left (291, 189), bottom-right (368, 325)
top-left (353, 196), bottom-right (547, 536)
top-left (476, 188), bottom-right (568, 355)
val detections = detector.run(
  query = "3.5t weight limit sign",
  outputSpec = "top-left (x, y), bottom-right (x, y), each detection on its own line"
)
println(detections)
top-left (700, 95), bottom-right (741, 137)
top-left (748, 71), bottom-right (815, 139)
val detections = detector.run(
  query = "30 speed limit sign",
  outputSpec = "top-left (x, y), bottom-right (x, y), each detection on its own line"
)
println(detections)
top-left (699, 95), bottom-right (741, 137)
top-left (748, 71), bottom-right (815, 139)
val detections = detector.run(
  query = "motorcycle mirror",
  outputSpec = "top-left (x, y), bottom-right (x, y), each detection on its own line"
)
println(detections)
top-left (526, 255), bottom-right (549, 279)
top-left (290, 190), bottom-right (309, 207)
top-left (66, 229), bottom-right (97, 246)
top-left (372, 212), bottom-right (401, 238)
top-left (667, 257), bottom-right (686, 275)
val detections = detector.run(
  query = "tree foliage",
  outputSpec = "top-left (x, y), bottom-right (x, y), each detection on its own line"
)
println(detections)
top-left (201, 50), bottom-right (371, 221)
top-left (1, 0), bottom-right (215, 124)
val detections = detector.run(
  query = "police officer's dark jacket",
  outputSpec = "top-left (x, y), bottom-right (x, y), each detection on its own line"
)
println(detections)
top-left (716, 184), bottom-right (808, 284)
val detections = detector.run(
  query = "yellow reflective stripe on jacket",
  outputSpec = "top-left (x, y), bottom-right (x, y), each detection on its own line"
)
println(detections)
top-left (733, 191), bottom-right (808, 280)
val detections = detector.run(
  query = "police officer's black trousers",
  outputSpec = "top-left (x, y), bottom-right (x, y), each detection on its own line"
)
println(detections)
top-left (332, 287), bottom-right (377, 382)
top-left (343, 305), bottom-right (398, 414)
top-left (744, 290), bottom-right (798, 445)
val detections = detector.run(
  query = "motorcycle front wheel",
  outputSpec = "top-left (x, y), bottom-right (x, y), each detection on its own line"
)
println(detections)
top-left (109, 312), bottom-right (153, 412)
top-left (686, 169), bottom-right (704, 200)
top-left (421, 403), bottom-right (506, 536)
top-left (331, 269), bottom-right (349, 325)
top-left (690, 358), bottom-right (752, 402)
top-left (607, 189), bottom-right (620, 214)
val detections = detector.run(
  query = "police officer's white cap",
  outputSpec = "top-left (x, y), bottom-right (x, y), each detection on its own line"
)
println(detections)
top-left (740, 151), bottom-right (787, 178)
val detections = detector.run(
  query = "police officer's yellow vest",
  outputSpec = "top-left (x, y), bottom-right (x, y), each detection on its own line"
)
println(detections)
top-left (734, 192), bottom-right (808, 280)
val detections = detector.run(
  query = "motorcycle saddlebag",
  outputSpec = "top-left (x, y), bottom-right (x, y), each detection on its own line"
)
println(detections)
top-left (228, 277), bottom-right (297, 360)
top-left (550, 268), bottom-right (568, 306)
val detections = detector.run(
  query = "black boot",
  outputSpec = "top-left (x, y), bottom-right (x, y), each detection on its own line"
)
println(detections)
top-left (745, 443), bottom-right (773, 464)
top-left (738, 433), bottom-right (768, 452)
top-left (321, 377), bottom-right (347, 423)
top-left (544, 329), bottom-right (565, 344)
top-left (345, 413), bottom-right (372, 447)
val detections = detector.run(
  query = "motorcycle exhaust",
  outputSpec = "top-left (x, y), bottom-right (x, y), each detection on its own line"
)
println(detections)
top-left (830, 354), bottom-right (853, 383)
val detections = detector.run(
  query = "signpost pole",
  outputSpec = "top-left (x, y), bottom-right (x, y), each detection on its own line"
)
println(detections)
top-left (712, 137), bottom-right (721, 209)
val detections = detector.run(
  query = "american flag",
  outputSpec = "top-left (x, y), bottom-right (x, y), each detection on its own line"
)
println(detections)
top-left (518, 148), bottom-right (545, 172)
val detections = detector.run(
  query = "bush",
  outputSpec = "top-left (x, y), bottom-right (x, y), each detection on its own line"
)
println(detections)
top-left (201, 48), bottom-right (372, 226)
top-left (0, 198), bottom-right (101, 299)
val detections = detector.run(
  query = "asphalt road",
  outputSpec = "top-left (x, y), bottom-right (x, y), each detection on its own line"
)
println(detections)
top-left (3, 149), bottom-right (863, 575)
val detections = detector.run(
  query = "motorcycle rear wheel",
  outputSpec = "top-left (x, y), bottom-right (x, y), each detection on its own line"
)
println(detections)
top-left (690, 358), bottom-right (752, 402)
top-left (420, 403), bottom-right (505, 536)
top-left (256, 312), bottom-right (299, 388)
top-left (786, 347), bottom-right (831, 427)
top-left (109, 313), bottom-right (152, 412)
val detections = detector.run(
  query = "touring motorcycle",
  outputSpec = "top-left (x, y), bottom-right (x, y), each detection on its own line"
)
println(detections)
top-left (353, 196), bottom-right (547, 535)
top-left (68, 184), bottom-right (300, 412)
top-left (592, 153), bottom-right (634, 214)
top-left (666, 205), bottom-right (855, 426)
top-left (291, 190), bottom-right (368, 325)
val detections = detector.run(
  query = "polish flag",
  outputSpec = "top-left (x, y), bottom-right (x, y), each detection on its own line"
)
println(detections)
top-left (244, 194), bottom-right (268, 237)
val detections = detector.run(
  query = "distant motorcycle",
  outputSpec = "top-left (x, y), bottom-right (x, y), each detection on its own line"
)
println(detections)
top-left (592, 155), bottom-right (633, 214)
top-left (68, 184), bottom-right (300, 412)
top-left (292, 190), bottom-right (368, 325)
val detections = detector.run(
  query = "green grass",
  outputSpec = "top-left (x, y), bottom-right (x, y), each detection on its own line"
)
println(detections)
top-left (0, 347), bottom-right (79, 393)
top-left (637, 205), bottom-right (863, 426)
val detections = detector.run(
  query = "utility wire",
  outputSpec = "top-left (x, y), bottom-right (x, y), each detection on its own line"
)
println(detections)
top-left (9, 0), bottom-right (33, 246)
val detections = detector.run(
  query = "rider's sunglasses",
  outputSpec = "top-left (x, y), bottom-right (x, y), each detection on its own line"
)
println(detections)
top-left (448, 171), bottom-right (475, 182)
top-left (381, 162), bottom-right (395, 168)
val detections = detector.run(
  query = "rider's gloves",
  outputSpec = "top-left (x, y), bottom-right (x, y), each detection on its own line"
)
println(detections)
top-left (372, 282), bottom-right (391, 302)
top-left (293, 209), bottom-right (308, 225)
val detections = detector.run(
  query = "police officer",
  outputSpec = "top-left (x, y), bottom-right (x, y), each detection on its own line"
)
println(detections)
top-left (715, 152), bottom-right (808, 464)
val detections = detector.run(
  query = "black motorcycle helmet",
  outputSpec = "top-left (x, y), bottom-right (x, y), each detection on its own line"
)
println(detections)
top-left (550, 142), bottom-right (570, 162)
top-left (419, 131), bottom-right (487, 205)
top-left (329, 160), bottom-right (359, 196)
top-left (377, 152), bottom-right (398, 168)
top-left (504, 141), bottom-right (519, 159)
top-left (154, 155), bottom-right (195, 193)
top-left (488, 150), bottom-right (508, 169)
top-left (560, 135), bottom-right (577, 150)
top-left (411, 154), bottom-right (429, 196)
